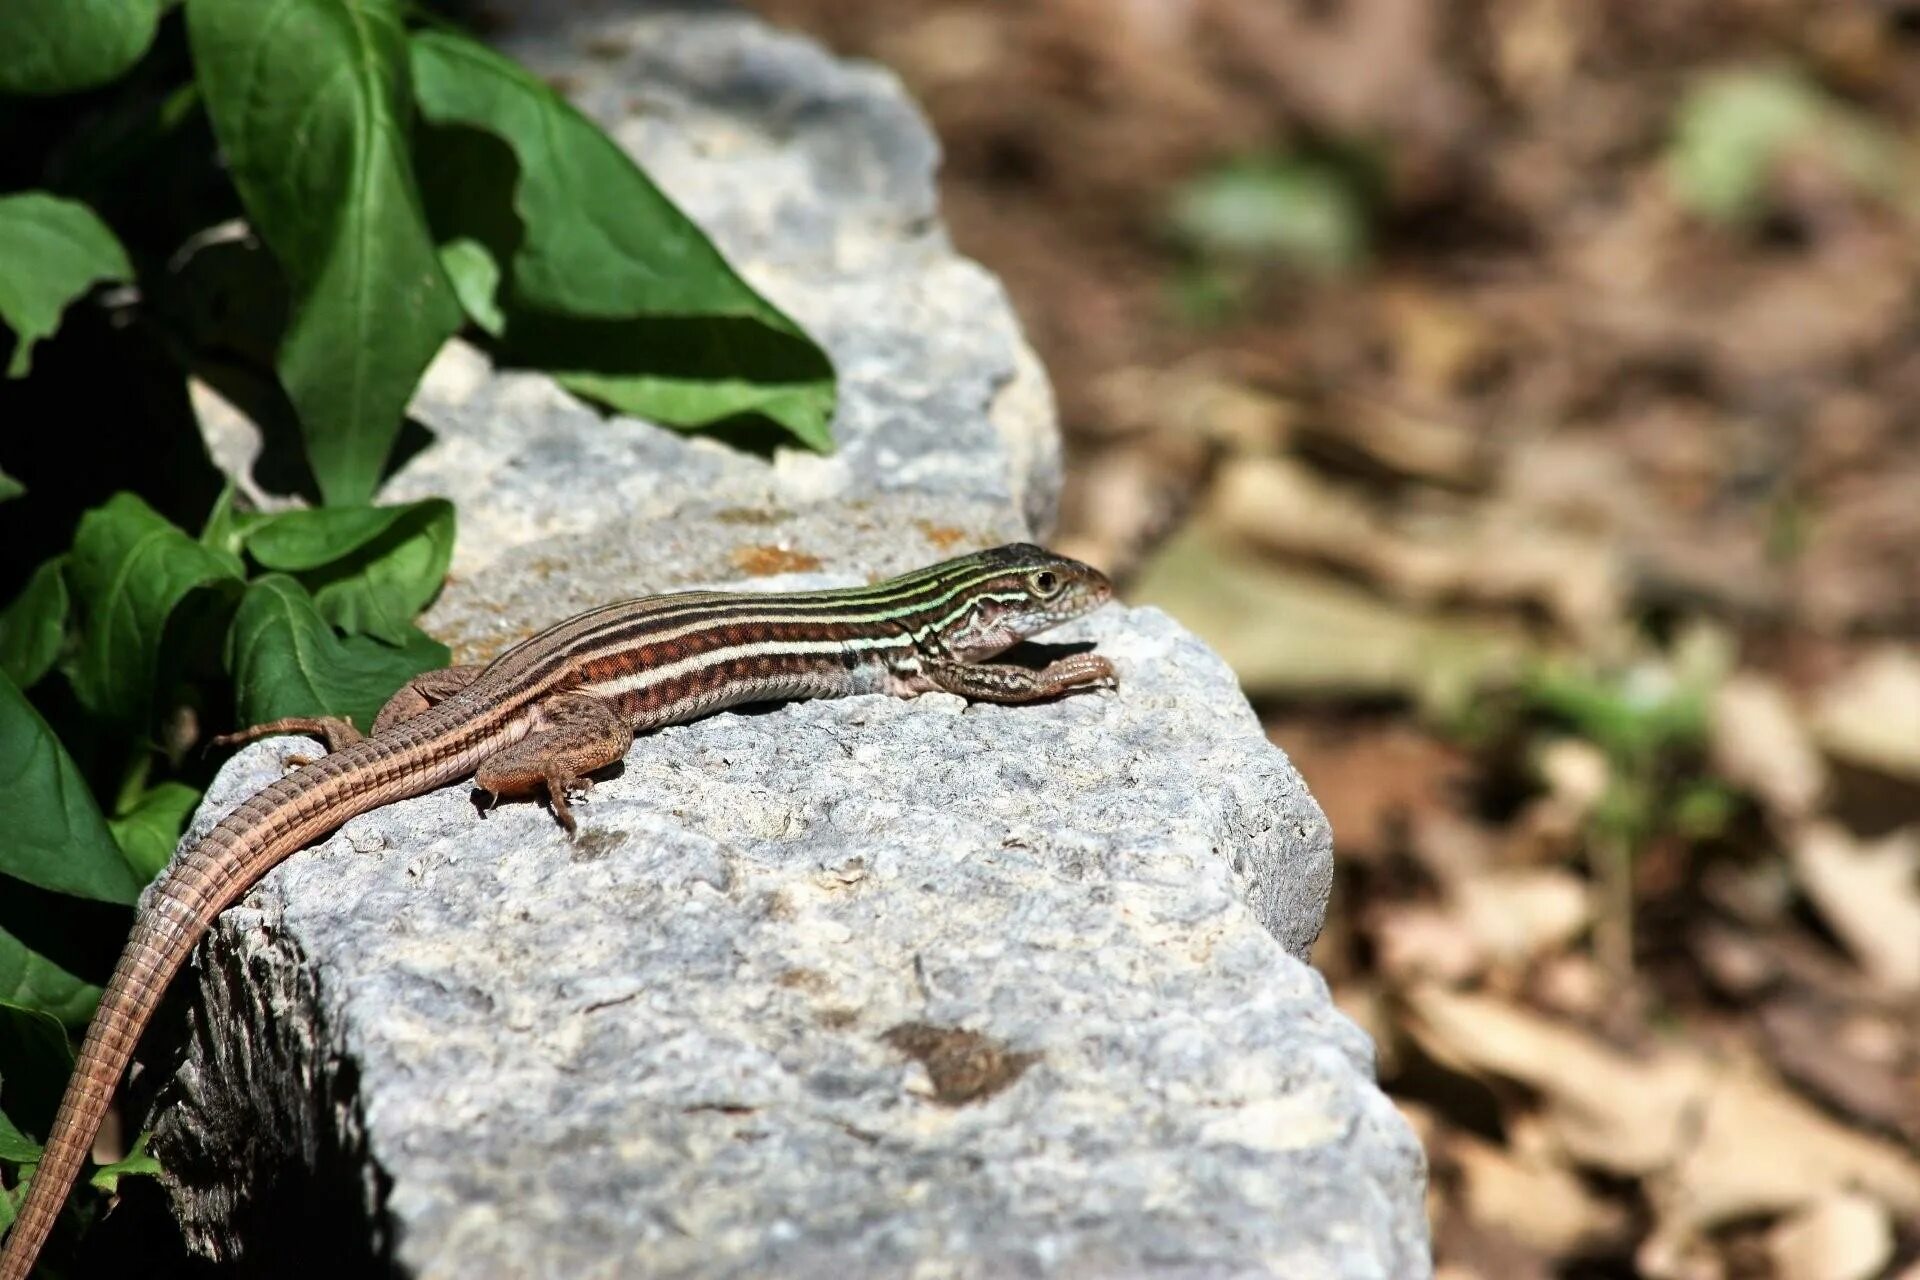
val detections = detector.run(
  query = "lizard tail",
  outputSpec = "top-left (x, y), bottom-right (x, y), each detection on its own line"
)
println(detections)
top-left (1, 905), bottom-right (191, 1280)
top-left (1, 716), bottom-right (483, 1279)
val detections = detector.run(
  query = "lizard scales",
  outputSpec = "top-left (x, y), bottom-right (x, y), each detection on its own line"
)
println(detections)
top-left (0, 543), bottom-right (1116, 1278)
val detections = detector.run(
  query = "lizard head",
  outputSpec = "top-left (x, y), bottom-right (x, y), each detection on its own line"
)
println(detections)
top-left (923, 542), bottom-right (1113, 663)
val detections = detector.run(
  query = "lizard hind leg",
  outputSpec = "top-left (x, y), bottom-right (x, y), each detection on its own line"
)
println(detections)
top-left (474, 693), bottom-right (633, 835)
top-left (371, 663), bottom-right (486, 733)
top-left (210, 716), bottom-right (365, 765)
top-left (212, 665), bottom-right (489, 765)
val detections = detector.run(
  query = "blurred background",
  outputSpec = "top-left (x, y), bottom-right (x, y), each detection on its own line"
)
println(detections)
top-left (747, 3), bottom-right (1920, 1278)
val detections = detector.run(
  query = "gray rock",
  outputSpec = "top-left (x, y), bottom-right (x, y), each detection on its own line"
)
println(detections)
top-left (161, 604), bottom-right (1422, 1278)
top-left (151, 2), bottom-right (1430, 1276)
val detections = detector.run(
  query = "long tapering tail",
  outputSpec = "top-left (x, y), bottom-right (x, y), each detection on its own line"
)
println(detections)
top-left (0, 718), bottom-right (482, 1280)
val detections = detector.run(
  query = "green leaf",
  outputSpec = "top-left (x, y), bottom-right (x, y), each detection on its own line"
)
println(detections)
top-left (0, 559), bottom-right (70, 692)
top-left (409, 30), bottom-right (836, 450)
top-left (108, 782), bottom-right (201, 883)
top-left (188, 0), bottom-right (464, 504)
top-left (1169, 156), bottom-right (1370, 275)
top-left (63, 493), bottom-right (244, 726)
top-left (0, 1173), bottom-right (22, 1234)
top-left (241, 500), bottom-right (455, 645)
top-left (0, 1000), bottom-right (76, 1144)
top-left (0, 193), bottom-right (134, 378)
top-left (0, 0), bottom-right (163, 96)
top-left (198, 485), bottom-right (259, 560)
top-left (227, 575), bottom-right (449, 732)
top-left (1667, 67), bottom-right (1903, 225)
top-left (0, 671), bottom-right (140, 905)
top-left (0, 923), bottom-right (101, 1029)
top-left (0, 470), bottom-right (22, 503)
top-left (1669, 70), bottom-right (1826, 223)
top-left (0, 1107), bottom-right (41, 1166)
top-left (437, 238), bottom-right (505, 338)
top-left (90, 1132), bottom-right (161, 1192)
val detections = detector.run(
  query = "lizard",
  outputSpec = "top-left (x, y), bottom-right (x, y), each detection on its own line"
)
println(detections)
top-left (0, 542), bottom-right (1117, 1278)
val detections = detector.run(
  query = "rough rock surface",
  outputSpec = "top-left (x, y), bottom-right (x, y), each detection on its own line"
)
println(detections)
top-left (152, 3), bottom-right (1430, 1276)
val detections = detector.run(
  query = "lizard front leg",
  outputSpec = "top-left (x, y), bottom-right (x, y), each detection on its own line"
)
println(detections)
top-left (921, 653), bottom-right (1117, 704)
top-left (474, 693), bottom-right (633, 834)
top-left (213, 665), bottom-right (486, 761)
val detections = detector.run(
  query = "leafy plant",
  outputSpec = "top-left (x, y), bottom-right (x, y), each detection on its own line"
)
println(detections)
top-left (1519, 634), bottom-right (1732, 975)
top-left (0, 0), bottom-right (836, 1260)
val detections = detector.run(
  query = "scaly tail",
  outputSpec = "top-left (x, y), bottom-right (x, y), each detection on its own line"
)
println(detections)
top-left (0, 711), bottom-right (484, 1280)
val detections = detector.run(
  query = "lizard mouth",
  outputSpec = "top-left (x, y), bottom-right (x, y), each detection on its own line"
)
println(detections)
top-left (998, 638), bottom-right (1103, 669)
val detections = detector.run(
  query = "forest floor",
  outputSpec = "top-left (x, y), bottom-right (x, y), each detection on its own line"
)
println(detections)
top-left (753, 3), bottom-right (1920, 1277)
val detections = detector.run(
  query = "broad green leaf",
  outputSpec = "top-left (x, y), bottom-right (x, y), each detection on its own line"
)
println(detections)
top-left (0, 559), bottom-right (69, 692)
top-left (0, 1001), bottom-right (75, 1143)
top-left (227, 575), bottom-right (449, 732)
top-left (108, 783), bottom-right (200, 882)
top-left (0, 923), bottom-right (101, 1029)
top-left (0, 470), bottom-right (21, 503)
top-left (0, 672), bottom-right (139, 905)
top-left (409, 30), bottom-right (836, 450)
top-left (188, 0), bottom-right (463, 504)
top-left (90, 1132), bottom-right (161, 1192)
top-left (63, 493), bottom-right (244, 726)
top-left (550, 336), bottom-right (834, 448)
top-left (0, 0), bottom-right (163, 96)
top-left (0, 193), bottom-right (134, 378)
top-left (0, 1107), bottom-right (40, 1165)
top-left (241, 500), bottom-right (455, 645)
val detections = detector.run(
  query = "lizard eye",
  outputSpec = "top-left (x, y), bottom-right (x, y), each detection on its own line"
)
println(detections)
top-left (1030, 569), bottom-right (1060, 596)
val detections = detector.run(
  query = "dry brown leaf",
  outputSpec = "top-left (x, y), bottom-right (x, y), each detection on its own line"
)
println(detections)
top-left (1451, 1131), bottom-right (1630, 1256)
top-left (1759, 1000), bottom-right (1920, 1158)
top-left (1272, 717), bottom-right (1470, 866)
top-left (1646, 1054), bottom-right (1920, 1244)
top-left (1453, 869), bottom-right (1591, 967)
top-left (1375, 904), bottom-right (1484, 986)
top-left (1765, 1192), bottom-right (1894, 1280)
top-left (1129, 525), bottom-right (1525, 708)
top-left (1402, 985), bottom-right (1696, 1176)
top-left (1521, 738), bottom-right (1612, 852)
top-left (1087, 365), bottom-right (1297, 452)
top-left (1529, 952), bottom-right (1610, 1021)
top-left (1208, 455), bottom-right (1623, 635)
top-left (1311, 393), bottom-right (1489, 490)
top-left (1691, 924), bottom-right (1778, 1000)
top-left (1791, 822), bottom-right (1920, 991)
top-left (1405, 808), bottom-right (1497, 882)
top-left (1488, 0), bottom-right (1581, 103)
top-left (1814, 647), bottom-right (1920, 782)
top-left (1402, 986), bottom-right (1920, 1245)
top-left (1711, 675), bottom-right (1826, 819)
top-left (1370, 873), bottom-right (1588, 988)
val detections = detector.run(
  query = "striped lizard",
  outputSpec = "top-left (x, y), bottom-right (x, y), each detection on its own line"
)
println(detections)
top-left (0, 542), bottom-right (1116, 1277)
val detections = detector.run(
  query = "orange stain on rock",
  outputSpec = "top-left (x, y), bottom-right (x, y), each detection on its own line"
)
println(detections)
top-left (732, 544), bottom-right (824, 576)
top-left (915, 521), bottom-right (969, 550)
